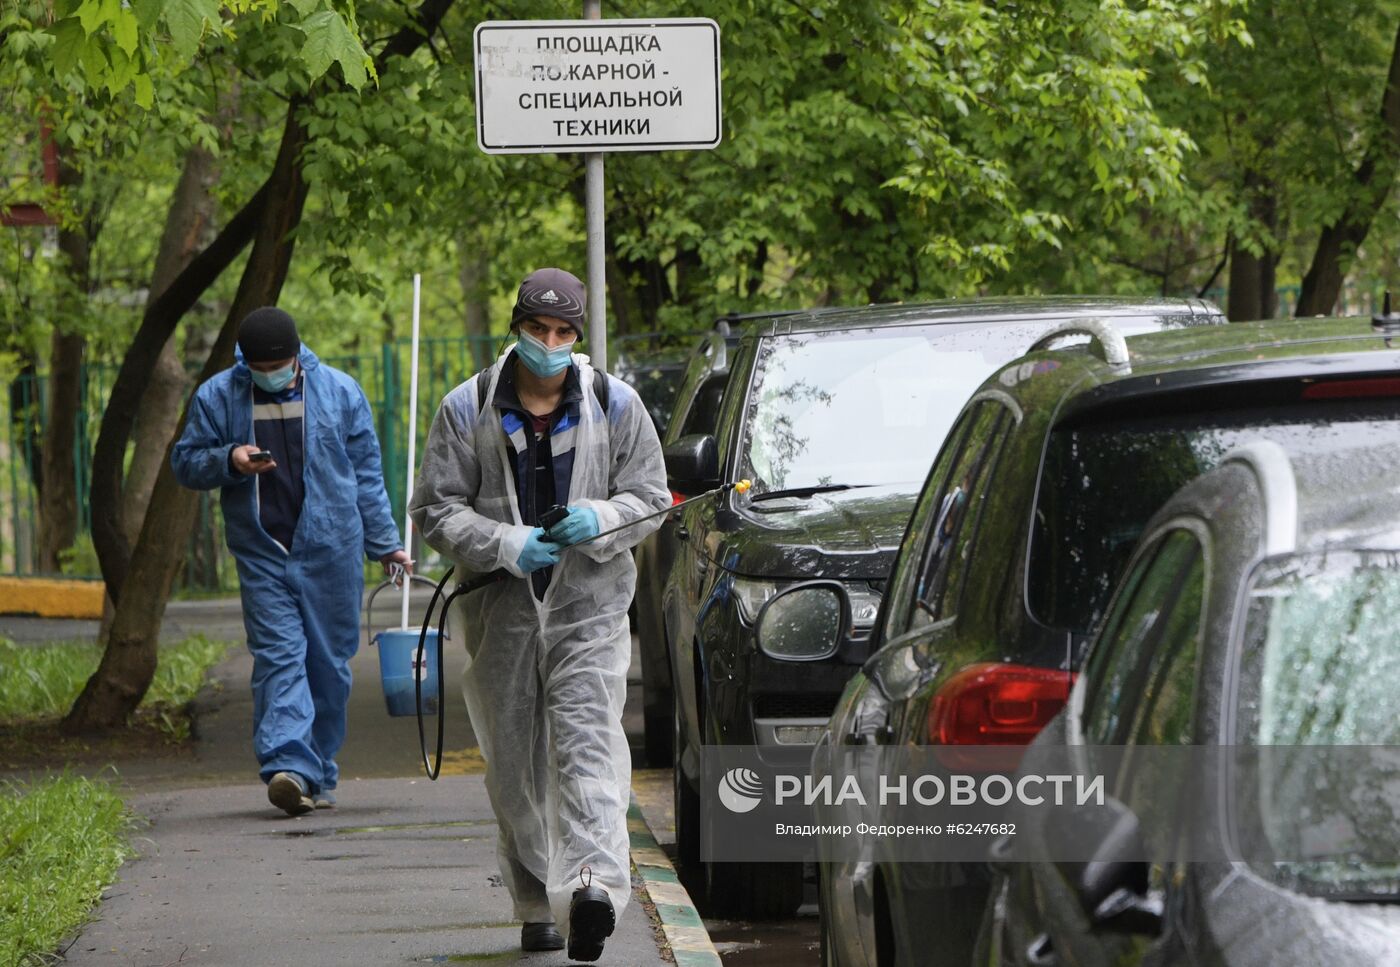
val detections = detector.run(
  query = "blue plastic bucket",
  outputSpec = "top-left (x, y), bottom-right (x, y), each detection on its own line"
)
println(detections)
top-left (373, 628), bottom-right (439, 717)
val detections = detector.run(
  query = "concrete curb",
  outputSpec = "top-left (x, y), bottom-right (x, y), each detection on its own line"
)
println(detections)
top-left (629, 795), bottom-right (721, 967)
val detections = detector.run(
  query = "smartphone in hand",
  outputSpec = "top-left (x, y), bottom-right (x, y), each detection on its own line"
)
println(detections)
top-left (249, 449), bottom-right (274, 463)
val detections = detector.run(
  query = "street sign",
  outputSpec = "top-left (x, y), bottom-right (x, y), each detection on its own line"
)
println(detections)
top-left (474, 18), bottom-right (722, 154)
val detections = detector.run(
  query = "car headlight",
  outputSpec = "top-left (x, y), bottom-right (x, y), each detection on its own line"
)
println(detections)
top-left (732, 576), bottom-right (782, 623)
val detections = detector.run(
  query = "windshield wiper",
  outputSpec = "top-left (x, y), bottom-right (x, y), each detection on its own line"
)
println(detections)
top-left (749, 484), bottom-right (867, 502)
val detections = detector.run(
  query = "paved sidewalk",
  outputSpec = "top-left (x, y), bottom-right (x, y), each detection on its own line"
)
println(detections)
top-left (9, 595), bottom-right (706, 966)
top-left (63, 777), bottom-right (667, 967)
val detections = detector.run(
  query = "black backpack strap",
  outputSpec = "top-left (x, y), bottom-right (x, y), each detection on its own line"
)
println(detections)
top-left (593, 367), bottom-right (609, 414)
top-left (475, 362), bottom-right (495, 412)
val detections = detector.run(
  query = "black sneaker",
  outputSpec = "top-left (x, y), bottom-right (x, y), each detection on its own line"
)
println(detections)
top-left (567, 870), bottom-right (614, 962)
top-left (267, 772), bottom-right (314, 816)
top-left (521, 922), bottom-right (564, 951)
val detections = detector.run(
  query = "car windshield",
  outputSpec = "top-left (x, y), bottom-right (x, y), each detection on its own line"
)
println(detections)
top-left (1235, 551), bottom-right (1400, 898)
top-left (1029, 399), bottom-right (1400, 633)
top-left (740, 323), bottom-right (1028, 495)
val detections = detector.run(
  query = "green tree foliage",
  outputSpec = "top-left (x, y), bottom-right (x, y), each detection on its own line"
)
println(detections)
top-left (44, 0), bottom-right (372, 104)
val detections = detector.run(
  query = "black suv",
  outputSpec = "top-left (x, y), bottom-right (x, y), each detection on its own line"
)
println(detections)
top-left (808, 316), bottom-right (1400, 967)
top-left (660, 297), bottom-right (1223, 916)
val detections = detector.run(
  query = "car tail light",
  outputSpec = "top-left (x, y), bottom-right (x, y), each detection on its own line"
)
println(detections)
top-left (1301, 376), bottom-right (1400, 400)
top-left (926, 663), bottom-right (1074, 769)
top-left (670, 490), bottom-right (686, 505)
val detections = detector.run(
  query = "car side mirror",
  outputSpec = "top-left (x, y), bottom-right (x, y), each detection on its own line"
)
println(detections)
top-left (756, 582), bottom-right (848, 661)
top-left (1048, 795), bottom-right (1164, 936)
top-left (665, 433), bottom-right (719, 495)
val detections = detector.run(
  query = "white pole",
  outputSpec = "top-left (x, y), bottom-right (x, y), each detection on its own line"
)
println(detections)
top-left (584, 0), bottom-right (607, 374)
top-left (402, 273), bottom-right (422, 629)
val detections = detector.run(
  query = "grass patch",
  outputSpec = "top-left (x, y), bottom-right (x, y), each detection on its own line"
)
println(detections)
top-left (0, 775), bottom-right (133, 965)
top-left (0, 634), bottom-right (230, 738)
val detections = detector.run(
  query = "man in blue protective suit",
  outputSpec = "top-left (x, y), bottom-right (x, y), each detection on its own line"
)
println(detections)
top-left (172, 307), bottom-right (411, 816)
top-left (411, 267), bottom-right (669, 961)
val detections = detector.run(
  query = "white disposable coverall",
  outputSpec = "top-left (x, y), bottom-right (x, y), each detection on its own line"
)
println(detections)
top-left (410, 350), bottom-right (669, 933)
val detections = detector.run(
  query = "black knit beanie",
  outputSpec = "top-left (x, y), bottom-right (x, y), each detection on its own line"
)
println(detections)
top-left (511, 267), bottom-right (586, 340)
top-left (238, 307), bottom-right (300, 362)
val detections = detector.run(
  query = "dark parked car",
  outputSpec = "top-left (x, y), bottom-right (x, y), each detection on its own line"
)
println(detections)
top-left (634, 311), bottom-right (810, 766)
top-left (661, 297), bottom-right (1224, 916)
top-left (808, 315), bottom-right (1400, 966)
top-left (612, 344), bottom-right (693, 436)
top-left (981, 438), bottom-right (1400, 965)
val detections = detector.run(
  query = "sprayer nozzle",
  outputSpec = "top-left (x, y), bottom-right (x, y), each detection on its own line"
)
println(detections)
top-left (734, 479), bottom-right (753, 494)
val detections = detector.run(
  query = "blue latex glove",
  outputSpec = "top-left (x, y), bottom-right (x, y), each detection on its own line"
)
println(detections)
top-left (516, 527), bottom-right (562, 573)
top-left (545, 506), bottom-right (600, 547)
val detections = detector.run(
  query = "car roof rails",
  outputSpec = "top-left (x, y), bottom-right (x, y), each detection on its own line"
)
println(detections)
top-left (704, 329), bottom-right (730, 372)
top-left (1219, 441), bottom-right (1297, 556)
top-left (1026, 319), bottom-right (1131, 370)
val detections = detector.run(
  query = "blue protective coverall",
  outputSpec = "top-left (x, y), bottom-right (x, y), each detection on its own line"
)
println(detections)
top-left (171, 345), bottom-right (400, 794)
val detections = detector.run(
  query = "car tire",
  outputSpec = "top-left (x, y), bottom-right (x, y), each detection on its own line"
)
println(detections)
top-left (643, 686), bottom-right (674, 767)
top-left (704, 860), bottom-right (804, 920)
top-left (673, 696), bottom-right (701, 870)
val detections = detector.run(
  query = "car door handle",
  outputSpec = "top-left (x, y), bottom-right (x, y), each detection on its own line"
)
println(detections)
top-left (1025, 933), bottom-right (1057, 967)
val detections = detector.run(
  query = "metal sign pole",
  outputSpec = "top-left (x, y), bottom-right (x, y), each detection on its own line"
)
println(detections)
top-left (583, 0), bottom-right (607, 374)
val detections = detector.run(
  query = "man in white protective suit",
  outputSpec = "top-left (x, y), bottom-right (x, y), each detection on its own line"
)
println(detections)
top-left (410, 267), bottom-right (669, 961)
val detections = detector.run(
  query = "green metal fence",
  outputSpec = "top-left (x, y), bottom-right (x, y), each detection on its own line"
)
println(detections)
top-left (2, 334), bottom-right (502, 589)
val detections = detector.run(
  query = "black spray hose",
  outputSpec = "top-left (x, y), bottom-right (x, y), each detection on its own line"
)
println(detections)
top-left (414, 566), bottom-right (507, 779)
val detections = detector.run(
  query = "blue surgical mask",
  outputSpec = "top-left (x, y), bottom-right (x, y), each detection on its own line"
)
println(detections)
top-left (251, 362), bottom-right (297, 393)
top-left (515, 330), bottom-right (575, 378)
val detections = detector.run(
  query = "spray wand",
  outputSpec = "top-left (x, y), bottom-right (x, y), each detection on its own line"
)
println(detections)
top-left (550, 477), bottom-right (752, 546)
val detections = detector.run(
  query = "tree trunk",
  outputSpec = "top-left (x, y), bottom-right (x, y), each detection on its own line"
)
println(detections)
top-left (37, 330), bottom-right (84, 573)
top-left (745, 240), bottom-right (768, 300)
top-left (121, 146), bottom-right (220, 547)
top-left (1297, 22), bottom-right (1400, 317)
top-left (1227, 243), bottom-right (1279, 322)
top-left (1227, 175), bottom-right (1280, 322)
top-left (38, 158), bottom-right (90, 573)
top-left (64, 109), bottom-right (312, 733)
top-left (456, 240), bottom-right (493, 369)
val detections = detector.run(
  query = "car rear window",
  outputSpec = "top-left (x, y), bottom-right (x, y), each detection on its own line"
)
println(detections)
top-left (1029, 397), bottom-right (1400, 633)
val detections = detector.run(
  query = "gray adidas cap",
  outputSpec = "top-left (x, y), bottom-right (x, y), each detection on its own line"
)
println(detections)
top-left (511, 267), bottom-right (586, 339)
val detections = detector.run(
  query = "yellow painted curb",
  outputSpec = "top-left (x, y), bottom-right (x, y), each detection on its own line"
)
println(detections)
top-left (0, 576), bottom-right (106, 619)
top-left (629, 795), bottom-right (722, 966)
